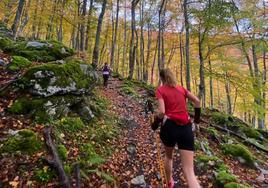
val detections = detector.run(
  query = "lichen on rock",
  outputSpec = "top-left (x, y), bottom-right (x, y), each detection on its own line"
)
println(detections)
top-left (20, 61), bottom-right (97, 97)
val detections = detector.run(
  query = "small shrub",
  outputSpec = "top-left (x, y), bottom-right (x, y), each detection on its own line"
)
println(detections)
top-left (211, 112), bottom-right (230, 125)
top-left (35, 167), bottom-right (55, 183)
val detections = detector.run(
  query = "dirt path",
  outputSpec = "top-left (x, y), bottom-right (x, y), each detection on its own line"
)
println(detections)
top-left (93, 78), bottom-right (192, 188)
top-left (90, 77), bottom-right (268, 188)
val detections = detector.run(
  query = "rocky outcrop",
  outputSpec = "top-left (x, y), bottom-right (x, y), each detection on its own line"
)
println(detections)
top-left (19, 60), bottom-right (98, 97)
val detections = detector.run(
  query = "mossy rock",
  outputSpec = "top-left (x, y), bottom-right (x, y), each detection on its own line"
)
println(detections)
top-left (0, 35), bottom-right (13, 50)
top-left (207, 127), bottom-right (219, 138)
top-left (80, 143), bottom-right (105, 166)
top-left (215, 171), bottom-right (237, 188)
top-left (211, 112), bottom-right (233, 125)
top-left (222, 144), bottom-right (255, 165)
top-left (7, 56), bottom-right (31, 71)
top-left (239, 126), bottom-right (262, 140)
top-left (224, 182), bottom-right (251, 188)
top-left (58, 144), bottom-right (68, 161)
top-left (196, 154), bottom-right (227, 172)
top-left (20, 61), bottom-right (97, 97)
top-left (7, 96), bottom-right (82, 123)
top-left (0, 129), bottom-right (42, 154)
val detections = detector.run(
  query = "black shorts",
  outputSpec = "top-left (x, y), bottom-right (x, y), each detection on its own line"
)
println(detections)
top-left (160, 119), bottom-right (194, 151)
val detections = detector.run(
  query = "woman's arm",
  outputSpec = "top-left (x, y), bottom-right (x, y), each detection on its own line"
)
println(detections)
top-left (157, 98), bottom-right (165, 118)
top-left (186, 91), bottom-right (201, 123)
top-left (186, 92), bottom-right (200, 108)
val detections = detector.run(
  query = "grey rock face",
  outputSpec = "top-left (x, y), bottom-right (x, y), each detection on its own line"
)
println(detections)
top-left (26, 41), bottom-right (48, 49)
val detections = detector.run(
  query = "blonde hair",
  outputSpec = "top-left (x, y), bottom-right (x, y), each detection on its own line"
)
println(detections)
top-left (159, 68), bottom-right (177, 87)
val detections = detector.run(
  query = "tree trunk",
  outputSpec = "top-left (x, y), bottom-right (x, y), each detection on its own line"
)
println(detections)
top-left (18, 0), bottom-right (31, 37)
top-left (31, 0), bottom-right (40, 39)
top-left (183, 0), bottom-right (191, 91)
top-left (79, 0), bottom-right (87, 51)
top-left (46, 0), bottom-right (58, 40)
top-left (208, 50), bottom-right (213, 108)
top-left (179, 31), bottom-right (184, 86)
top-left (92, 0), bottom-right (107, 68)
top-left (128, 0), bottom-right (140, 79)
top-left (198, 27), bottom-right (206, 108)
top-left (57, 0), bottom-right (66, 42)
top-left (12, 0), bottom-right (26, 39)
top-left (122, 0), bottom-right (127, 77)
top-left (151, 41), bottom-right (158, 85)
top-left (85, 0), bottom-right (94, 51)
top-left (144, 23), bottom-right (151, 83)
top-left (140, 0), bottom-right (145, 82)
top-left (225, 80), bottom-right (232, 115)
top-left (36, 0), bottom-right (45, 39)
top-left (110, 0), bottom-right (120, 69)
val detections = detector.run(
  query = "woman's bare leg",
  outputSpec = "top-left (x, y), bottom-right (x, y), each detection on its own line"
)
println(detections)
top-left (164, 146), bottom-right (174, 183)
top-left (179, 149), bottom-right (200, 188)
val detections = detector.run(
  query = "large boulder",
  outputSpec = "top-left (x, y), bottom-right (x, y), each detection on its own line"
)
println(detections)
top-left (19, 60), bottom-right (98, 97)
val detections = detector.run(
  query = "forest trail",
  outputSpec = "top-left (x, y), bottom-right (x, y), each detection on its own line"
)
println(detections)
top-left (89, 77), bottom-right (268, 188)
top-left (93, 77), bottom-right (188, 188)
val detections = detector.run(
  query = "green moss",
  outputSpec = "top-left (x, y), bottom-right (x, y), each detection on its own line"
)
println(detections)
top-left (207, 127), bottom-right (219, 138)
top-left (120, 84), bottom-right (139, 97)
top-left (0, 36), bottom-right (13, 50)
top-left (58, 144), bottom-right (68, 161)
top-left (21, 61), bottom-right (94, 90)
top-left (222, 144), bottom-right (255, 165)
top-left (80, 143), bottom-right (105, 166)
top-left (64, 165), bottom-right (72, 175)
top-left (239, 126), bottom-right (262, 140)
top-left (215, 171), bottom-right (237, 187)
top-left (1, 129), bottom-right (42, 154)
top-left (56, 117), bottom-right (85, 132)
top-left (35, 167), bottom-right (55, 183)
top-left (211, 112), bottom-right (233, 125)
top-left (7, 97), bottom-right (44, 114)
top-left (8, 56), bottom-right (31, 71)
top-left (224, 182), bottom-right (251, 188)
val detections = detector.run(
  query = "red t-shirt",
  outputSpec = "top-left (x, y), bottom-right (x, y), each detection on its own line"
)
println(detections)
top-left (156, 85), bottom-right (190, 125)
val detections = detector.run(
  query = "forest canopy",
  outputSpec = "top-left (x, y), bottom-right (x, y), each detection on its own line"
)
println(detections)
top-left (0, 0), bottom-right (267, 130)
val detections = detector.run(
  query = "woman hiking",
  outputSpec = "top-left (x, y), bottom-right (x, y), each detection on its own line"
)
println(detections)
top-left (151, 68), bottom-right (201, 188)
top-left (102, 63), bottom-right (110, 87)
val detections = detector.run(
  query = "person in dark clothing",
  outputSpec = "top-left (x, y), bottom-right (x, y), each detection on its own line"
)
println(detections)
top-left (102, 63), bottom-right (110, 87)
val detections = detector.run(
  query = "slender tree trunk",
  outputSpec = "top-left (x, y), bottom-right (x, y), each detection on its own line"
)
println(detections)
top-left (179, 31), bottom-right (184, 86)
top-left (12, 0), bottom-right (26, 39)
top-left (208, 50), bottom-right (213, 108)
top-left (57, 0), bottom-right (66, 42)
top-left (183, 0), bottom-right (191, 91)
top-left (36, 0), bottom-right (45, 39)
top-left (198, 27), bottom-right (206, 108)
top-left (92, 0), bottom-right (107, 68)
top-left (144, 23), bottom-right (151, 83)
top-left (46, 0), bottom-right (58, 40)
top-left (79, 0), bottom-right (87, 51)
top-left (122, 0), bottom-right (127, 77)
top-left (110, 0), bottom-right (120, 69)
top-left (151, 41), bottom-right (158, 85)
top-left (18, 0), bottom-right (31, 37)
top-left (140, 0), bottom-right (145, 82)
top-left (32, 0), bottom-right (40, 39)
top-left (262, 51), bottom-right (267, 130)
top-left (128, 0), bottom-right (140, 79)
top-left (225, 80), bottom-right (232, 115)
top-left (85, 0), bottom-right (94, 51)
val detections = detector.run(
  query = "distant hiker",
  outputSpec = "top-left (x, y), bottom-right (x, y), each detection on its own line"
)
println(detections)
top-left (150, 68), bottom-right (201, 188)
top-left (102, 63), bottom-right (110, 87)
